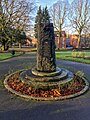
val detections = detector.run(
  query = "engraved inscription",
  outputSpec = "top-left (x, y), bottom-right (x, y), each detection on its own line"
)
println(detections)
top-left (43, 41), bottom-right (50, 57)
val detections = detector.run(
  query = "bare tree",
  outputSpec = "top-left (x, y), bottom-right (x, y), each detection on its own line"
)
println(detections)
top-left (1, 0), bottom-right (36, 31)
top-left (0, 0), bottom-right (36, 50)
top-left (69, 0), bottom-right (90, 48)
top-left (50, 1), bottom-right (68, 49)
top-left (83, 22), bottom-right (90, 48)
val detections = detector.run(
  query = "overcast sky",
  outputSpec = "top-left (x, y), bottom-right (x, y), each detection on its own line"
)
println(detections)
top-left (37, 0), bottom-right (73, 8)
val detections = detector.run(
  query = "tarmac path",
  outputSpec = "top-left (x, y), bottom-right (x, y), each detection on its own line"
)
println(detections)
top-left (0, 53), bottom-right (90, 120)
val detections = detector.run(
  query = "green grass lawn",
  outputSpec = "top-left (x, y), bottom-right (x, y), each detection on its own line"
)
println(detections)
top-left (0, 50), bottom-right (90, 64)
top-left (26, 50), bottom-right (90, 64)
top-left (56, 51), bottom-right (90, 64)
top-left (0, 52), bottom-right (23, 61)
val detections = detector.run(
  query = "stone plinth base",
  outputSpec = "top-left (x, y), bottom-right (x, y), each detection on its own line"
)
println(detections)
top-left (4, 70), bottom-right (89, 101)
top-left (19, 67), bottom-right (74, 89)
top-left (32, 67), bottom-right (61, 77)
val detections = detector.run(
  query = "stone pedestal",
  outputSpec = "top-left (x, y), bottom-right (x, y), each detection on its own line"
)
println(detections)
top-left (37, 23), bottom-right (56, 72)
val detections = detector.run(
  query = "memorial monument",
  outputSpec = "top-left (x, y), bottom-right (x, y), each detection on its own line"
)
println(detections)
top-left (14, 22), bottom-right (73, 89)
top-left (37, 22), bottom-right (56, 72)
top-left (4, 22), bottom-right (89, 101)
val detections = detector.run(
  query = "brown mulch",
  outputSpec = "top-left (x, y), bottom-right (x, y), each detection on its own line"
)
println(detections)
top-left (7, 72), bottom-right (85, 98)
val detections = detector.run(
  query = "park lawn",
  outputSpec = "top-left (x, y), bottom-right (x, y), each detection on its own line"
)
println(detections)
top-left (0, 52), bottom-right (23, 61)
top-left (56, 51), bottom-right (90, 64)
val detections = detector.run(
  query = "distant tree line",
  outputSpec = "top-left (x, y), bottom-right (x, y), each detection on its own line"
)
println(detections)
top-left (34, 0), bottom-right (90, 48)
top-left (0, 0), bottom-right (90, 50)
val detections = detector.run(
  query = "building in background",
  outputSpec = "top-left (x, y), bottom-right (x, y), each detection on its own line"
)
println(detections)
top-left (30, 37), bottom-right (37, 47)
top-left (70, 34), bottom-right (78, 48)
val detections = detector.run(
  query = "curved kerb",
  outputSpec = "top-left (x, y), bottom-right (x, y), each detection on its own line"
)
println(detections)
top-left (4, 71), bottom-right (89, 101)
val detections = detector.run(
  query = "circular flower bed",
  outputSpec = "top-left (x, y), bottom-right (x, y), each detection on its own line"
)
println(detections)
top-left (4, 71), bottom-right (89, 100)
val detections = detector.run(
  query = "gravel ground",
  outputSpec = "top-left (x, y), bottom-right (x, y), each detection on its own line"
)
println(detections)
top-left (0, 53), bottom-right (90, 120)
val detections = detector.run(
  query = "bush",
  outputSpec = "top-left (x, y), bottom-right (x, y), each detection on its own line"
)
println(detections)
top-left (75, 71), bottom-right (85, 78)
top-left (72, 51), bottom-right (85, 58)
top-left (1, 46), bottom-right (4, 51)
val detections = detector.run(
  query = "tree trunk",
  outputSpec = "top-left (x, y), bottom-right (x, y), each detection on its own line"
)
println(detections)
top-left (77, 34), bottom-right (81, 48)
top-left (2, 42), bottom-right (6, 51)
top-left (58, 32), bottom-right (60, 50)
top-left (19, 43), bottom-right (21, 48)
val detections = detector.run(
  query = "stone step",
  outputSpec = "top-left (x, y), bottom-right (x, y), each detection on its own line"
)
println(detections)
top-left (32, 67), bottom-right (62, 77)
top-left (20, 68), bottom-right (74, 83)
top-left (19, 68), bottom-right (69, 83)
top-left (39, 73), bottom-right (74, 89)
top-left (20, 70), bottom-right (74, 89)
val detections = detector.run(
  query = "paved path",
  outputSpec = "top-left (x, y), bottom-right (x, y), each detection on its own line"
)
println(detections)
top-left (0, 53), bottom-right (90, 120)
top-left (57, 60), bottom-right (90, 81)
